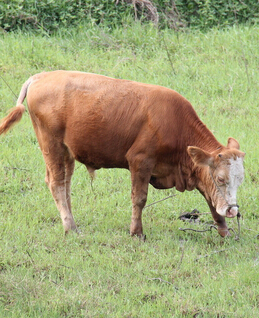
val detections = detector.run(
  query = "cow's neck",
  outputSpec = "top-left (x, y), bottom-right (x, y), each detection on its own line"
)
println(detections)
top-left (187, 118), bottom-right (222, 153)
top-left (182, 118), bottom-right (223, 191)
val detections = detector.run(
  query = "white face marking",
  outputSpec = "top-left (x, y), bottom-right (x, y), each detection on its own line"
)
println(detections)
top-left (228, 157), bottom-right (245, 201)
top-left (216, 157), bottom-right (244, 217)
top-left (231, 157), bottom-right (245, 178)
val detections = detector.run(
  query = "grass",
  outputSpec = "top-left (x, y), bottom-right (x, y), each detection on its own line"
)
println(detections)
top-left (0, 23), bottom-right (259, 317)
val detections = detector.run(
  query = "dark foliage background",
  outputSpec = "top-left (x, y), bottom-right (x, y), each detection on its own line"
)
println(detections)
top-left (0, 0), bottom-right (258, 33)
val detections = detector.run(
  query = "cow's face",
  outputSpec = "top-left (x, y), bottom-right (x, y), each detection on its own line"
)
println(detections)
top-left (188, 138), bottom-right (245, 218)
top-left (209, 154), bottom-right (245, 217)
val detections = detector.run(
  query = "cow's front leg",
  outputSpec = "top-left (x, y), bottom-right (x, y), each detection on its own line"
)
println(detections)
top-left (130, 184), bottom-right (148, 237)
top-left (200, 193), bottom-right (230, 237)
top-left (209, 204), bottom-right (230, 237)
top-left (129, 169), bottom-right (151, 238)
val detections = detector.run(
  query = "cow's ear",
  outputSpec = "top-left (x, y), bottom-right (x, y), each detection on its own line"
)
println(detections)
top-left (187, 146), bottom-right (214, 167)
top-left (227, 137), bottom-right (240, 150)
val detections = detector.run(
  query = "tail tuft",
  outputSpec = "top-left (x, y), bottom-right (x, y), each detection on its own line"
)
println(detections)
top-left (0, 104), bottom-right (26, 135)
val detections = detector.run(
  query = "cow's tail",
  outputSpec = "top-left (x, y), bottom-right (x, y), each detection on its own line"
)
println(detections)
top-left (0, 78), bottom-right (33, 135)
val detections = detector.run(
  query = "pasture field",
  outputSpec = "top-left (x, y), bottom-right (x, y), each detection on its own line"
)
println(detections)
top-left (0, 24), bottom-right (259, 317)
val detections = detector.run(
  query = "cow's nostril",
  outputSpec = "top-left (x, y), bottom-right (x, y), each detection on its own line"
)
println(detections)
top-left (226, 206), bottom-right (238, 218)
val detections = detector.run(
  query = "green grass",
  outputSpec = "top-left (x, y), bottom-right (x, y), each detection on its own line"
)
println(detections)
top-left (0, 24), bottom-right (259, 317)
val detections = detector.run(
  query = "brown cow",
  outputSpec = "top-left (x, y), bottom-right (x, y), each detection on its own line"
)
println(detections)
top-left (0, 71), bottom-right (245, 237)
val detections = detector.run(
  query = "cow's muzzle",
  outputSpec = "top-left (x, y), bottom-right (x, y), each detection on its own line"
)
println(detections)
top-left (226, 204), bottom-right (239, 218)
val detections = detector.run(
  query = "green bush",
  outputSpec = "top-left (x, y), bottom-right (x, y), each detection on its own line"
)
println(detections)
top-left (158, 0), bottom-right (259, 30)
top-left (0, 0), bottom-right (258, 33)
top-left (0, 0), bottom-right (134, 33)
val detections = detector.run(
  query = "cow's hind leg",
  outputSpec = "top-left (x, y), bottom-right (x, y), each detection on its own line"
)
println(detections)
top-left (64, 155), bottom-right (75, 215)
top-left (38, 137), bottom-right (76, 233)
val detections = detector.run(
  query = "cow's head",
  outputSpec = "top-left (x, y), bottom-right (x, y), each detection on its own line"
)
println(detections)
top-left (187, 138), bottom-right (245, 220)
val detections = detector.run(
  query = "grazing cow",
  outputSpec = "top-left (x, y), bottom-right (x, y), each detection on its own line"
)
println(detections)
top-left (0, 71), bottom-right (245, 237)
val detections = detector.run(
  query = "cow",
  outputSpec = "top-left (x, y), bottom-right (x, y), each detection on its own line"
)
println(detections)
top-left (0, 71), bottom-right (245, 238)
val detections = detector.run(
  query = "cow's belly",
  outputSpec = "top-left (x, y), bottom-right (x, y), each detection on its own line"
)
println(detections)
top-left (66, 141), bottom-right (129, 170)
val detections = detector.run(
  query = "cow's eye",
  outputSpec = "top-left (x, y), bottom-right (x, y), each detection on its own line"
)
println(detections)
top-left (217, 177), bottom-right (225, 184)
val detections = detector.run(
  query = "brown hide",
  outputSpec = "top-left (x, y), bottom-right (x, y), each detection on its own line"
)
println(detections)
top-left (0, 71), bottom-right (245, 237)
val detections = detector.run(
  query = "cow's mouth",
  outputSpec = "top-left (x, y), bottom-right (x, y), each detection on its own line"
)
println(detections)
top-left (226, 206), bottom-right (238, 218)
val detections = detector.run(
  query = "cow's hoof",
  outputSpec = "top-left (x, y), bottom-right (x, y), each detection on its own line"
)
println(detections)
top-left (139, 234), bottom-right (146, 242)
top-left (218, 227), bottom-right (231, 237)
top-left (64, 223), bottom-right (78, 235)
top-left (62, 217), bottom-right (77, 234)
top-left (130, 232), bottom-right (146, 241)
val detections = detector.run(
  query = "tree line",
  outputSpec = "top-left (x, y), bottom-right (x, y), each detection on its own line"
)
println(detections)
top-left (0, 0), bottom-right (258, 33)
